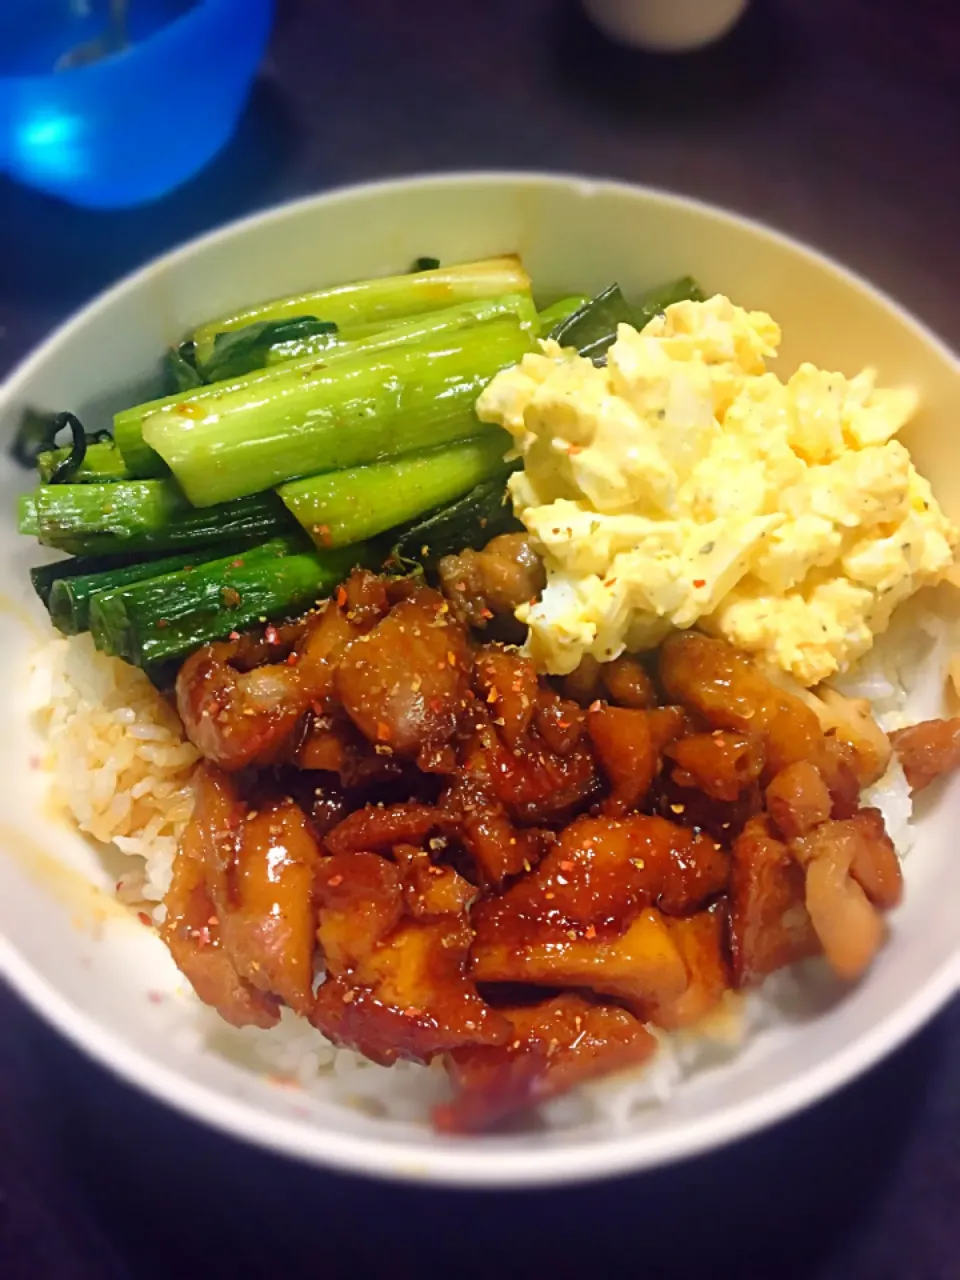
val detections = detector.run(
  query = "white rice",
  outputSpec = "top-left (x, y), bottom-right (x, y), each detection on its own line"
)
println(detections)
top-left (28, 591), bottom-right (959, 1128)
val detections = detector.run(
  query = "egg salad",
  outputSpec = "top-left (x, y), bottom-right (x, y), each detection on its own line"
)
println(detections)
top-left (476, 295), bottom-right (958, 684)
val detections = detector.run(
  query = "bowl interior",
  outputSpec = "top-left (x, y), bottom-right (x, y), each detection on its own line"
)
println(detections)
top-left (0, 173), bottom-right (958, 1186)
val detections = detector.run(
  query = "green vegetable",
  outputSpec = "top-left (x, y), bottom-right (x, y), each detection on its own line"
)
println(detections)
top-left (11, 410), bottom-right (112, 482)
top-left (278, 432), bottom-right (511, 549)
top-left (536, 295), bottom-right (590, 334)
top-left (191, 255), bottom-right (532, 367)
top-left (549, 276), bottom-right (705, 363)
top-left (165, 342), bottom-right (206, 392)
top-left (89, 537), bottom-right (372, 667)
top-left (31, 553), bottom-right (138, 606)
top-left (37, 440), bottom-right (131, 484)
top-left (18, 494), bottom-right (38, 536)
top-left (33, 480), bottom-right (187, 542)
top-left (389, 468), bottom-right (522, 570)
top-left (47, 546), bottom-right (244, 635)
top-left (28, 481), bottom-right (293, 556)
top-left (262, 292), bottom-right (537, 367)
top-left (633, 276), bottom-right (707, 328)
top-left (142, 319), bottom-right (535, 508)
top-left (115, 295), bottom-right (538, 479)
top-left (199, 317), bottom-right (339, 382)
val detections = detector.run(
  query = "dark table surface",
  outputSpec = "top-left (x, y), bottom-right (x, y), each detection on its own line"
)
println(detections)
top-left (1, 1), bottom-right (959, 1276)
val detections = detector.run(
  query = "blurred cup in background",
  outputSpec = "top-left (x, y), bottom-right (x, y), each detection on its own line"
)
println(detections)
top-left (582, 0), bottom-right (750, 52)
top-left (0, 0), bottom-right (274, 209)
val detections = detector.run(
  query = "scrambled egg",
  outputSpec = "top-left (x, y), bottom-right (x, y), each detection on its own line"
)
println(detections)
top-left (476, 295), bottom-right (958, 684)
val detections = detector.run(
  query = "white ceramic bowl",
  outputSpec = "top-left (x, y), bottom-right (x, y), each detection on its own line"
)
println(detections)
top-left (0, 173), bottom-right (958, 1188)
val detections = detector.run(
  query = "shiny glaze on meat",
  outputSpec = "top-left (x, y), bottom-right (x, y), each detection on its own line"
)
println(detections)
top-left (335, 587), bottom-right (472, 761)
top-left (471, 905), bottom-right (689, 1007)
top-left (649, 905), bottom-right (730, 1030)
top-left (728, 815), bottom-right (819, 988)
top-left (189, 766), bottom-right (321, 1015)
top-left (176, 572), bottom-right (388, 770)
top-left (310, 849), bottom-right (507, 1065)
top-left (472, 813), bottom-right (728, 942)
top-left (435, 994), bottom-right (656, 1133)
top-left (891, 716), bottom-right (960, 792)
top-left (438, 533), bottom-right (545, 633)
top-left (660, 631), bottom-right (865, 799)
top-left (159, 559), bottom-right (956, 1131)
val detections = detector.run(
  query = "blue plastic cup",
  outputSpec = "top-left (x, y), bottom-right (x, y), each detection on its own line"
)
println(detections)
top-left (0, 0), bottom-right (275, 209)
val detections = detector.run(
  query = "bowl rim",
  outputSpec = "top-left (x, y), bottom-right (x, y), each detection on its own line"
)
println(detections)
top-left (1, 169), bottom-right (958, 1188)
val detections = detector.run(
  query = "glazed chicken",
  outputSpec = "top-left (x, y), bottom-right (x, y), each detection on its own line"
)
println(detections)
top-left (159, 557), bottom-right (954, 1132)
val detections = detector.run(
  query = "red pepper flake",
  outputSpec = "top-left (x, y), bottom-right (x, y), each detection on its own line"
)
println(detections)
top-left (336, 585), bottom-right (348, 608)
top-left (585, 925), bottom-right (597, 940)
top-left (264, 624), bottom-right (279, 645)
top-left (559, 860), bottom-right (574, 872)
top-left (376, 721), bottom-right (392, 741)
top-left (155, 619), bottom-right (168, 629)
top-left (342, 989), bottom-right (356, 1004)
top-left (314, 524), bottom-right (333, 547)
top-left (568, 443), bottom-right (583, 456)
top-left (486, 686), bottom-right (499, 704)
top-left (228, 631), bottom-right (241, 641)
top-left (286, 652), bottom-right (299, 666)
top-left (137, 911), bottom-right (152, 927)
top-left (693, 579), bottom-right (706, 589)
top-left (231, 558), bottom-right (245, 569)
top-left (403, 1006), bottom-right (421, 1019)
top-left (327, 874), bottom-right (344, 888)
top-left (479, 607), bottom-right (494, 621)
